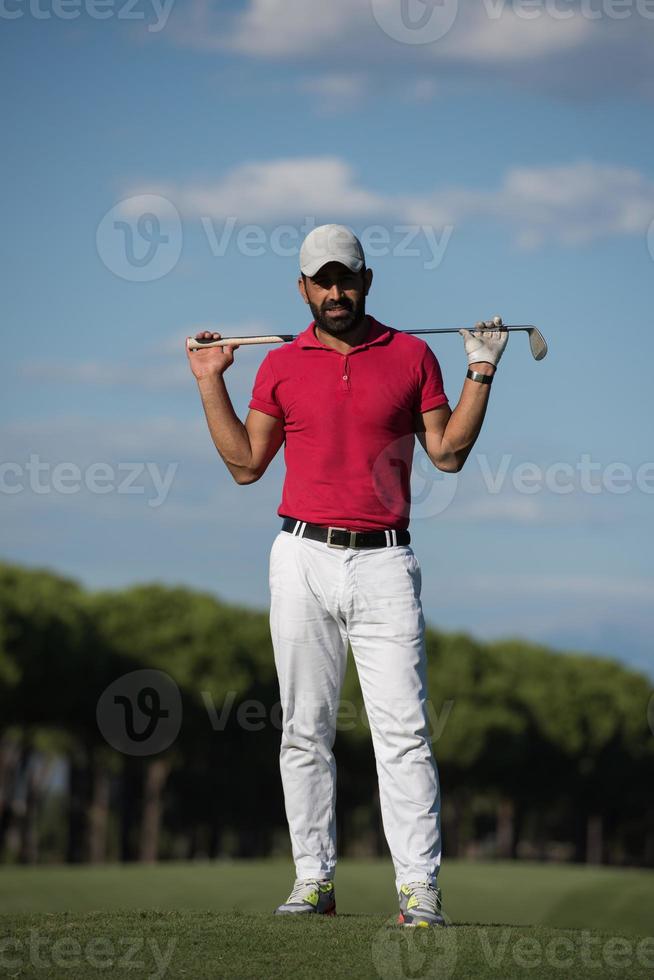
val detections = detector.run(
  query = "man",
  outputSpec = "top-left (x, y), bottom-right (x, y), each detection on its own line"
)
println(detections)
top-left (187, 224), bottom-right (507, 927)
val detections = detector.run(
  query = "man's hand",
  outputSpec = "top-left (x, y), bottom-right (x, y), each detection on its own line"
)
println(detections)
top-left (459, 315), bottom-right (508, 369)
top-left (186, 331), bottom-right (240, 381)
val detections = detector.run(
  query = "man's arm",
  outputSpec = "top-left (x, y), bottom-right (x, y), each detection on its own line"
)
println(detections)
top-left (415, 364), bottom-right (493, 473)
top-left (187, 331), bottom-right (285, 485)
top-left (415, 317), bottom-right (508, 473)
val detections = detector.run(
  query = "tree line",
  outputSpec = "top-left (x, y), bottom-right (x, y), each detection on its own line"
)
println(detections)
top-left (0, 560), bottom-right (652, 867)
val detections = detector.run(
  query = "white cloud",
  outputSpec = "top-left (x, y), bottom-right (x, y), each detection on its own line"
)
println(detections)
top-left (173, 0), bottom-right (368, 58)
top-left (406, 161), bottom-right (654, 246)
top-left (490, 162), bottom-right (654, 246)
top-left (128, 157), bottom-right (387, 224)
top-left (1, 416), bottom-right (210, 461)
top-left (443, 4), bottom-right (594, 62)
top-left (175, 0), bottom-right (595, 62)
top-left (407, 77), bottom-right (439, 102)
top-left (228, 0), bottom-right (367, 57)
top-left (301, 73), bottom-right (368, 105)
top-left (445, 495), bottom-right (552, 525)
top-left (164, 2), bottom-right (652, 101)
top-left (22, 360), bottom-right (190, 391)
top-left (128, 157), bottom-right (654, 247)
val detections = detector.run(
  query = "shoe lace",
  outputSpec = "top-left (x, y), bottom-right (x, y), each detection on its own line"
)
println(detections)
top-left (287, 878), bottom-right (323, 903)
top-left (406, 881), bottom-right (440, 914)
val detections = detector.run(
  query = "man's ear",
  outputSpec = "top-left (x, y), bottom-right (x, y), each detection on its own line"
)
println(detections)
top-left (298, 275), bottom-right (309, 305)
top-left (364, 267), bottom-right (373, 296)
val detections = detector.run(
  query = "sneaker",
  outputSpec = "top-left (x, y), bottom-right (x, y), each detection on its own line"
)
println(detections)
top-left (274, 878), bottom-right (336, 916)
top-left (398, 881), bottom-right (445, 927)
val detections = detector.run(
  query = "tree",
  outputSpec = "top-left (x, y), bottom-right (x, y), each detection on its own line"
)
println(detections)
top-left (89, 584), bottom-right (282, 861)
top-left (0, 563), bottom-right (93, 861)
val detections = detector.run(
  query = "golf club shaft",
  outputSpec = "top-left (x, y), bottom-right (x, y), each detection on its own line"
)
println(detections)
top-left (187, 324), bottom-right (536, 350)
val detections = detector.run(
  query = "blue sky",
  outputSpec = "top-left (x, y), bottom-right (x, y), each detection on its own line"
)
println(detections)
top-left (2, 1), bottom-right (653, 677)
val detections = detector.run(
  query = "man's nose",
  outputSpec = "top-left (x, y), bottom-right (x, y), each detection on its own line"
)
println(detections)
top-left (325, 282), bottom-right (345, 300)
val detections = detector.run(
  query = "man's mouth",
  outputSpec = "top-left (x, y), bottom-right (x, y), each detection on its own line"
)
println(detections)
top-left (324, 306), bottom-right (351, 319)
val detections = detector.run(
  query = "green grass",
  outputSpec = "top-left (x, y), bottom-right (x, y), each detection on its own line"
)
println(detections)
top-left (1, 913), bottom-right (653, 980)
top-left (0, 861), bottom-right (653, 979)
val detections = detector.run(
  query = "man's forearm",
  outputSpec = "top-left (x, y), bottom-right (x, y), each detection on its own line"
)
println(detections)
top-left (196, 375), bottom-right (255, 483)
top-left (440, 362), bottom-right (496, 471)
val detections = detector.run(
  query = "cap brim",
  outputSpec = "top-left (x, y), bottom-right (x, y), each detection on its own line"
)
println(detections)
top-left (300, 254), bottom-right (365, 277)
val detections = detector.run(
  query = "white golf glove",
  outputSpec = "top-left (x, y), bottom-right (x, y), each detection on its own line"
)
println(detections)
top-left (459, 316), bottom-right (508, 368)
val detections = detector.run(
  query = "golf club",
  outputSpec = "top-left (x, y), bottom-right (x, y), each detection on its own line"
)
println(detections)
top-left (187, 325), bottom-right (548, 360)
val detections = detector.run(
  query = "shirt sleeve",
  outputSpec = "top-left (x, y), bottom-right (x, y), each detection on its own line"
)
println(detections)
top-left (417, 344), bottom-right (449, 413)
top-left (248, 354), bottom-right (284, 419)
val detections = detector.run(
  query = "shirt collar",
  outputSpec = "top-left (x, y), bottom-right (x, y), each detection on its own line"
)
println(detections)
top-left (296, 316), bottom-right (392, 351)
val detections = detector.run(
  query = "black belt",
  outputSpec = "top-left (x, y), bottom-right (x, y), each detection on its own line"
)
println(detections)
top-left (281, 517), bottom-right (410, 550)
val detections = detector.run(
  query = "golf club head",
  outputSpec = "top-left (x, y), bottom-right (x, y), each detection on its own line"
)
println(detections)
top-left (527, 327), bottom-right (548, 360)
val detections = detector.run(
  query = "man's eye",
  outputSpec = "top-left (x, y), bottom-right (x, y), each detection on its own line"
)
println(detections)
top-left (314, 278), bottom-right (354, 288)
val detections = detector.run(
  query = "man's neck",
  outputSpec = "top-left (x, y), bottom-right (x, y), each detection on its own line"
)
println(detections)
top-left (314, 315), bottom-right (371, 354)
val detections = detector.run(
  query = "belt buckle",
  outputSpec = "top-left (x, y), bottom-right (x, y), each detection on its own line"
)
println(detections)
top-left (326, 526), bottom-right (356, 549)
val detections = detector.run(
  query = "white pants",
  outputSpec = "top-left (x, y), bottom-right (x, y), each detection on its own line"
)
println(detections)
top-left (268, 527), bottom-right (441, 893)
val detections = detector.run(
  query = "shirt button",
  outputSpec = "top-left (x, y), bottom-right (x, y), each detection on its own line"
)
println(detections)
top-left (343, 375), bottom-right (348, 380)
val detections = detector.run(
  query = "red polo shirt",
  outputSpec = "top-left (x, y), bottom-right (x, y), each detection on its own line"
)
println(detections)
top-left (248, 316), bottom-right (449, 531)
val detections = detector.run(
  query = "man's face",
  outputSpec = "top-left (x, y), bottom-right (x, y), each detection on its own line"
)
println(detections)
top-left (299, 262), bottom-right (373, 336)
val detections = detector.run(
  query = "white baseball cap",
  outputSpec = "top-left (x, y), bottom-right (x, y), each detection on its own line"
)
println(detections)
top-left (299, 224), bottom-right (366, 277)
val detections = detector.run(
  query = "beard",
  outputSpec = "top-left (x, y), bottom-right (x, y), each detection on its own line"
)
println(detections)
top-left (309, 294), bottom-right (367, 337)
